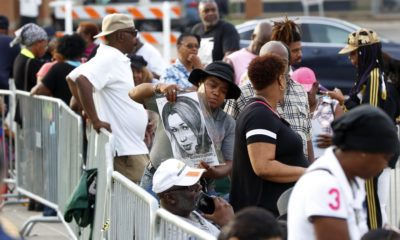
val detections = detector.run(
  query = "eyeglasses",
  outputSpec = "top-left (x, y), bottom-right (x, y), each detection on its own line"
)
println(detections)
top-left (120, 29), bottom-right (138, 37)
top-left (181, 43), bottom-right (200, 50)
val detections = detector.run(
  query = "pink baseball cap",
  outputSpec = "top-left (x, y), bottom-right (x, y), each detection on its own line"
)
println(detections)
top-left (291, 67), bottom-right (317, 92)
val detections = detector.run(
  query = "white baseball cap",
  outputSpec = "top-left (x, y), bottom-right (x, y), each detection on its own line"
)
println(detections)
top-left (152, 159), bottom-right (205, 194)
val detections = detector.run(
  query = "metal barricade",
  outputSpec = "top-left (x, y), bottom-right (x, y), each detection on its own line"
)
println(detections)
top-left (0, 89), bottom-right (25, 207)
top-left (13, 91), bottom-right (83, 239)
top-left (154, 208), bottom-right (217, 240)
top-left (0, 90), bottom-right (13, 180)
top-left (110, 171), bottom-right (159, 240)
top-left (86, 127), bottom-right (115, 240)
top-left (15, 91), bottom-right (60, 209)
top-left (57, 101), bottom-right (84, 236)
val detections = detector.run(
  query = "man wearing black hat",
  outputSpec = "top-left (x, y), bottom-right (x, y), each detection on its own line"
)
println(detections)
top-left (288, 105), bottom-right (399, 240)
top-left (129, 61), bottom-right (241, 199)
top-left (0, 15), bottom-right (20, 90)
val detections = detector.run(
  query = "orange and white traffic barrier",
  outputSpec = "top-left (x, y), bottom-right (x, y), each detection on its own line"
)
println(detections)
top-left (140, 32), bottom-right (179, 45)
top-left (55, 31), bottom-right (179, 45)
top-left (54, 4), bottom-right (181, 20)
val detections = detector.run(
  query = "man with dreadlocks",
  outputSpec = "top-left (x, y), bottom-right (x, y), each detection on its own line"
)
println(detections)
top-left (336, 28), bottom-right (399, 231)
top-left (271, 16), bottom-right (303, 70)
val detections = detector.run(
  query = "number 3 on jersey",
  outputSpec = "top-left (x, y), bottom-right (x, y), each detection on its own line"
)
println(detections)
top-left (328, 188), bottom-right (340, 210)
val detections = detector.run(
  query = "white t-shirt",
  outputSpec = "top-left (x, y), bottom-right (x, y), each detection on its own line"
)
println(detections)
top-left (288, 147), bottom-right (368, 240)
top-left (197, 37), bottom-right (214, 66)
top-left (68, 44), bottom-right (148, 156)
top-left (20, 0), bottom-right (42, 17)
top-left (136, 42), bottom-right (167, 77)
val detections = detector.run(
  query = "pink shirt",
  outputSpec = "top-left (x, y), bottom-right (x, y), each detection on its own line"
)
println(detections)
top-left (226, 48), bottom-right (257, 85)
top-left (36, 61), bottom-right (57, 79)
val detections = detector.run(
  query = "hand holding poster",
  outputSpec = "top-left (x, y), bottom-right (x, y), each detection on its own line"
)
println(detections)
top-left (156, 91), bottom-right (220, 167)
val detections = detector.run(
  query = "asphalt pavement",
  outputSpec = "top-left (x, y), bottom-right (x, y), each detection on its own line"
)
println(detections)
top-left (1, 203), bottom-right (70, 239)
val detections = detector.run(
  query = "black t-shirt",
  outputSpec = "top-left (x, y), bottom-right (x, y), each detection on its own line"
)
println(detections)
top-left (191, 20), bottom-right (239, 61)
top-left (42, 62), bottom-right (75, 104)
top-left (13, 53), bottom-right (44, 91)
top-left (229, 98), bottom-right (309, 216)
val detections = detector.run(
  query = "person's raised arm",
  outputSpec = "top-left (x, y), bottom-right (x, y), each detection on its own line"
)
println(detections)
top-left (75, 75), bottom-right (111, 133)
top-left (201, 197), bottom-right (234, 227)
top-left (198, 160), bottom-right (232, 179)
top-left (128, 83), bottom-right (183, 104)
top-left (248, 142), bottom-right (306, 182)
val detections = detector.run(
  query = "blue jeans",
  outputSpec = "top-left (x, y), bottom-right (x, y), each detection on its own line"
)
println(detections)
top-left (140, 162), bottom-right (159, 202)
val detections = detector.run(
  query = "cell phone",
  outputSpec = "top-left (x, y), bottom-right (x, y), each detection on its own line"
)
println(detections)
top-left (196, 191), bottom-right (215, 214)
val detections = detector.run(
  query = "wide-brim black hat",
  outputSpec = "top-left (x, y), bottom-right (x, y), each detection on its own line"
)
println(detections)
top-left (188, 61), bottom-right (241, 100)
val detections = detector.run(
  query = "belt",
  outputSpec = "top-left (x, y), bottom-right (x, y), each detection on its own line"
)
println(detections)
top-left (147, 162), bottom-right (156, 175)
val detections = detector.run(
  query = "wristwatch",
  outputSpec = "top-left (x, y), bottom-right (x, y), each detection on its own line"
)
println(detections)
top-left (153, 83), bottom-right (160, 95)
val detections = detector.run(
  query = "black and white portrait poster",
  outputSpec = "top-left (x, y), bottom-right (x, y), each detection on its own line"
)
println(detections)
top-left (156, 91), bottom-right (219, 167)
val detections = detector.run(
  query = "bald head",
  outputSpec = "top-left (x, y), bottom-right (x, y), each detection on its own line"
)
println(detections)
top-left (253, 22), bottom-right (272, 41)
top-left (248, 22), bottom-right (273, 55)
top-left (259, 41), bottom-right (290, 72)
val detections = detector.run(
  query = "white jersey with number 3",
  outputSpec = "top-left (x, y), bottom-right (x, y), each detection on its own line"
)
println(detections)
top-left (288, 147), bottom-right (368, 240)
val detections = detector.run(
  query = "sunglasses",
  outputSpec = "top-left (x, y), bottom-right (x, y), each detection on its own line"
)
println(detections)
top-left (120, 29), bottom-right (138, 37)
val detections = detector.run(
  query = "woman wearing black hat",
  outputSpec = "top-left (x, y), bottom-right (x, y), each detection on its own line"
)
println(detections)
top-left (229, 54), bottom-right (309, 216)
top-left (129, 61), bottom-right (240, 199)
top-left (288, 105), bottom-right (399, 240)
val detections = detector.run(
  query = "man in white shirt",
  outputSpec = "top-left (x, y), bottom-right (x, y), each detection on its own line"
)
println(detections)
top-left (152, 158), bottom-right (234, 237)
top-left (288, 105), bottom-right (399, 240)
top-left (67, 14), bottom-right (149, 183)
top-left (19, 0), bottom-right (42, 27)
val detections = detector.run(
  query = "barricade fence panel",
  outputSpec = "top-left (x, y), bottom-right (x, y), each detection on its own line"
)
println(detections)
top-left (12, 91), bottom-right (83, 239)
top-left (15, 91), bottom-right (60, 205)
top-left (86, 127), bottom-right (115, 240)
top-left (110, 171), bottom-right (159, 240)
top-left (0, 90), bottom-right (13, 182)
top-left (154, 208), bottom-right (217, 240)
top-left (57, 102), bottom-right (84, 236)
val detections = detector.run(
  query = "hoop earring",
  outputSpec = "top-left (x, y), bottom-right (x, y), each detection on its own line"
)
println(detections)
top-left (280, 85), bottom-right (284, 91)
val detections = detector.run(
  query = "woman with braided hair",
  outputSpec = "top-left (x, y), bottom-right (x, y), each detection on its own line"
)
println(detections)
top-left (323, 28), bottom-right (399, 231)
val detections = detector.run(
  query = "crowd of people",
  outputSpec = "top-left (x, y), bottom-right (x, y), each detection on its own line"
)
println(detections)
top-left (1, 0), bottom-right (400, 239)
